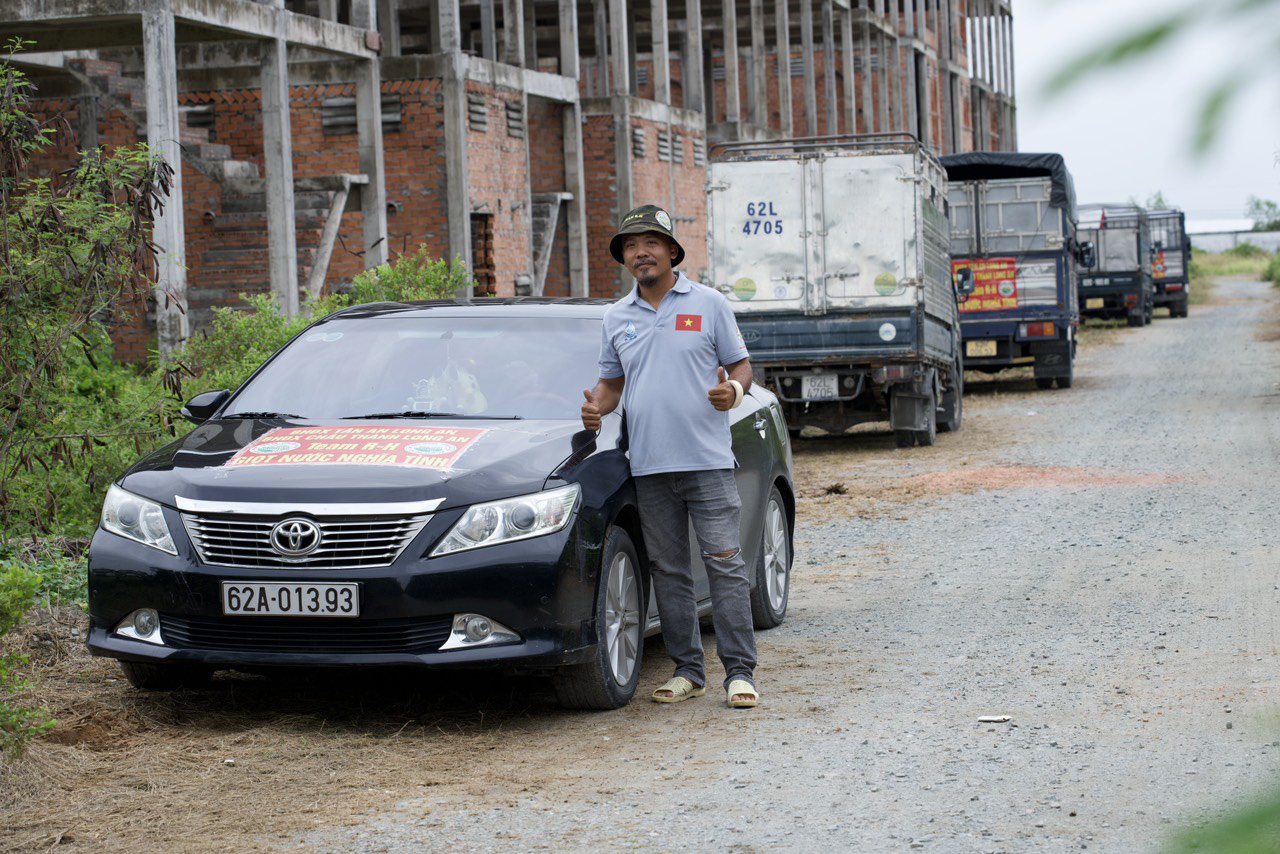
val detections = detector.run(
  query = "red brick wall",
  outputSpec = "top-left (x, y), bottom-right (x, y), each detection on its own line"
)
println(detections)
top-left (465, 83), bottom-right (531, 297)
top-left (581, 112), bottom-right (623, 298)
top-left (527, 97), bottom-right (571, 297)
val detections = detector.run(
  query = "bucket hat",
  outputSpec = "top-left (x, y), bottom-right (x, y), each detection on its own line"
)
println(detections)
top-left (609, 204), bottom-right (685, 267)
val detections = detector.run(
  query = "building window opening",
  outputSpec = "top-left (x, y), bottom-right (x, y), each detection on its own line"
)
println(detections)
top-left (471, 213), bottom-right (496, 295)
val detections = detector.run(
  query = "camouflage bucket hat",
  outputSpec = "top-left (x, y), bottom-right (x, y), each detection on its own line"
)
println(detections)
top-left (609, 204), bottom-right (686, 267)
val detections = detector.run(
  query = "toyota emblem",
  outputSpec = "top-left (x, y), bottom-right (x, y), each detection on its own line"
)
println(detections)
top-left (270, 518), bottom-right (322, 557)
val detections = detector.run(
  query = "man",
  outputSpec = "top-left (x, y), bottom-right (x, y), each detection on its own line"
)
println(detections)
top-left (580, 204), bottom-right (759, 709)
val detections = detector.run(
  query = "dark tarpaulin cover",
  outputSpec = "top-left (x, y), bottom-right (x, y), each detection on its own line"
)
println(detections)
top-left (939, 152), bottom-right (1077, 221)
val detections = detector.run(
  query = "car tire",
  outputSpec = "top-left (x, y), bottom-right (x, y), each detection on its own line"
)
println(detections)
top-left (750, 485), bottom-right (792, 629)
top-left (118, 660), bottom-right (213, 691)
top-left (938, 361), bottom-right (963, 433)
top-left (553, 526), bottom-right (645, 710)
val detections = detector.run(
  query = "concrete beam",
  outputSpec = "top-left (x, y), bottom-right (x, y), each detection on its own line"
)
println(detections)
top-left (142, 4), bottom-right (188, 354)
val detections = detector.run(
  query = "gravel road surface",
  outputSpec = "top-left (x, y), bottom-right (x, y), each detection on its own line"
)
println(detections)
top-left (281, 276), bottom-right (1279, 853)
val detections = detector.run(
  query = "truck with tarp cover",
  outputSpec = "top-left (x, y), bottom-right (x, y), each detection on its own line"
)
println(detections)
top-left (940, 151), bottom-right (1088, 390)
top-left (1077, 204), bottom-right (1154, 327)
top-left (706, 134), bottom-right (969, 448)
top-left (1146, 208), bottom-right (1191, 318)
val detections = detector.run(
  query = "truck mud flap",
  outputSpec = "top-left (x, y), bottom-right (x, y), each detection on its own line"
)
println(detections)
top-left (889, 369), bottom-right (936, 431)
top-left (1031, 342), bottom-right (1072, 379)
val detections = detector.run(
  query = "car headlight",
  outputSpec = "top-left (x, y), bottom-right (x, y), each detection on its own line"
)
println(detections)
top-left (101, 484), bottom-right (177, 555)
top-left (431, 483), bottom-right (580, 556)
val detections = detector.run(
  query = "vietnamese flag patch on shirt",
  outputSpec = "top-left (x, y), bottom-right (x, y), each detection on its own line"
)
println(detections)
top-left (676, 314), bottom-right (702, 331)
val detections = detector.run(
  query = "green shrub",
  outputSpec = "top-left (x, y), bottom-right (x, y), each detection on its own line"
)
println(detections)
top-left (1265, 253), bottom-right (1280, 286)
top-left (1225, 241), bottom-right (1267, 258)
top-left (0, 558), bottom-right (54, 760)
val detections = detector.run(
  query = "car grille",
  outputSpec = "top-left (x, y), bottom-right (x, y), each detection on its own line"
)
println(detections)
top-left (180, 512), bottom-right (432, 569)
top-left (160, 613), bottom-right (454, 654)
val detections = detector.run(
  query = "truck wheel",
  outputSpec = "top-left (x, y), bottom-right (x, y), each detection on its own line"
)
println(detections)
top-left (1174, 296), bottom-right (1189, 318)
top-left (915, 388), bottom-right (938, 447)
top-left (1127, 312), bottom-right (1143, 328)
top-left (938, 362), bottom-right (963, 433)
top-left (1035, 376), bottom-right (1054, 390)
top-left (1055, 354), bottom-right (1074, 389)
top-left (894, 429), bottom-right (915, 448)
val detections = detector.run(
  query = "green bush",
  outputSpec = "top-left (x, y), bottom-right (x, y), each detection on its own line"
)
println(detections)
top-left (1225, 241), bottom-right (1267, 258)
top-left (0, 558), bottom-right (54, 760)
top-left (1265, 253), bottom-right (1280, 286)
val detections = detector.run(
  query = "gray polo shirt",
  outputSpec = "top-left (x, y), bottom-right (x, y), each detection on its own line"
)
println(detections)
top-left (598, 272), bottom-right (750, 476)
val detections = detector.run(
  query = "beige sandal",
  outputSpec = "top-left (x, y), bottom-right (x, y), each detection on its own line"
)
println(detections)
top-left (652, 676), bottom-right (705, 703)
top-left (726, 679), bottom-right (759, 709)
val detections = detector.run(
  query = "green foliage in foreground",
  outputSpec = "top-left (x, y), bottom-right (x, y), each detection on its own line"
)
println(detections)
top-left (1163, 787), bottom-right (1280, 853)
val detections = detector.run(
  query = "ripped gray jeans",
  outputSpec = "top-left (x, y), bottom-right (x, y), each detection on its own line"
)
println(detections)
top-left (634, 469), bottom-right (756, 691)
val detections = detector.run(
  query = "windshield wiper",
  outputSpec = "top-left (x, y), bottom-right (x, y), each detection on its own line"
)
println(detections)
top-left (222, 412), bottom-right (306, 420)
top-left (342, 411), bottom-right (523, 420)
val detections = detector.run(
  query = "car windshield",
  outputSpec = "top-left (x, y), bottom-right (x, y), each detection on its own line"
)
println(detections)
top-left (224, 314), bottom-right (601, 420)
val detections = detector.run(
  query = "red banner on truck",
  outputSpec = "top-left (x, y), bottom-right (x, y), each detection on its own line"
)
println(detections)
top-left (226, 425), bottom-right (489, 470)
top-left (954, 257), bottom-right (1018, 312)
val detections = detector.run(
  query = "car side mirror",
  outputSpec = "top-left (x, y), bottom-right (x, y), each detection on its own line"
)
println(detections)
top-left (954, 267), bottom-right (975, 302)
top-left (1078, 242), bottom-right (1096, 269)
top-left (181, 389), bottom-right (231, 425)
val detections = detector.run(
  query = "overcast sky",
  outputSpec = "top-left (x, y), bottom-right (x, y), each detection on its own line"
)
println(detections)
top-left (1012, 0), bottom-right (1280, 232)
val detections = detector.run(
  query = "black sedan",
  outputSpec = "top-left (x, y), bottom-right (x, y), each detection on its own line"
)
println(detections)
top-left (88, 300), bottom-right (795, 709)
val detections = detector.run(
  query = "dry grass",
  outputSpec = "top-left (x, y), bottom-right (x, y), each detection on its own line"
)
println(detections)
top-left (1, 614), bottom-right (576, 853)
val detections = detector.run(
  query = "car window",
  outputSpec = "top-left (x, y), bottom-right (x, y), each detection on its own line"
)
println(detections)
top-left (224, 315), bottom-right (602, 420)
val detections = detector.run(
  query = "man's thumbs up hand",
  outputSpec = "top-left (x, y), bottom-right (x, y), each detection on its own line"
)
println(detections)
top-left (581, 388), bottom-right (602, 431)
top-left (708, 366), bottom-right (737, 411)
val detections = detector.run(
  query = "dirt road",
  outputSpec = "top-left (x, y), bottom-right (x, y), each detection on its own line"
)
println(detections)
top-left (4, 276), bottom-right (1278, 853)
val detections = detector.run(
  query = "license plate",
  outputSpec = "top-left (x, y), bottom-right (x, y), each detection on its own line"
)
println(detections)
top-left (221, 582), bottom-right (359, 617)
top-left (1086, 298), bottom-right (1104, 309)
top-left (965, 339), bottom-right (997, 358)
top-left (801, 373), bottom-right (840, 400)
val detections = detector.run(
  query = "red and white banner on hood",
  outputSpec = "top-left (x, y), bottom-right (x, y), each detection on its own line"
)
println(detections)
top-left (226, 425), bottom-right (489, 470)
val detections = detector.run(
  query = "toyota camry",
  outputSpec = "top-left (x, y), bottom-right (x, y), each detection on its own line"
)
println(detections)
top-left (87, 299), bottom-right (795, 709)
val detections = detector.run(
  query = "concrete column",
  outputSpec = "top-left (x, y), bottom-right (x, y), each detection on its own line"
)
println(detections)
top-left (525, 0), bottom-right (538, 69)
top-left (799, 0), bottom-right (817, 136)
top-left (859, 2), bottom-right (873, 133)
top-left (684, 0), bottom-right (704, 113)
top-left (318, 0), bottom-right (338, 21)
top-left (142, 1), bottom-right (187, 354)
top-left (840, 8), bottom-right (855, 134)
top-left (351, 0), bottom-right (388, 268)
top-left (78, 89), bottom-right (99, 152)
top-left (722, 0), bottom-right (740, 124)
top-left (261, 12), bottom-right (299, 315)
top-left (651, 0), bottom-right (670, 103)
top-left (608, 0), bottom-right (629, 94)
top-left (480, 0), bottom-right (497, 60)
top-left (376, 0), bottom-right (400, 56)
top-left (903, 0), bottom-right (918, 140)
top-left (821, 0), bottom-right (836, 135)
top-left (1005, 9), bottom-right (1017, 149)
top-left (775, 0), bottom-right (793, 135)
top-left (559, 0), bottom-right (589, 297)
top-left (593, 0), bottom-right (609, 96)
top-left (503, 0), bottom-right (525, 66)
top-left (438, 0), bottom-right (471, 279)
top-left (749, 0), bottom-right (766, 127)
top-left (885, 1), bottom-right (900, 134)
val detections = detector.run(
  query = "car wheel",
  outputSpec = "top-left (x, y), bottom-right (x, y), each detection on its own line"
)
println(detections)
top-left (118, 660), bottom-right (213, 690)
top-left (553, 526), bottom-right (645, 710)
top-left (750, 486), bottom-right (792, 629)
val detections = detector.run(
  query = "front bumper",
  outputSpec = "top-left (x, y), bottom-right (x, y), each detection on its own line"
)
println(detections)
top-left (87, 512), bottom-right (602, 672)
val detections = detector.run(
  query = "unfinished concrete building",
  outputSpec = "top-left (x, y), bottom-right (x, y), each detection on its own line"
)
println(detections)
top-left (4, 0), bottom-right (1017, 358)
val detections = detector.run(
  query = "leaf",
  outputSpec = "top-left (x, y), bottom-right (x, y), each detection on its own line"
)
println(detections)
top-left (1045, 10), bottom-right (1197, 96)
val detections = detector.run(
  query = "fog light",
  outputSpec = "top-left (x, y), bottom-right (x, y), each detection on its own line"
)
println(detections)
top-left (133, 609), bottom-right (159, 638)
top-left (464, 615), bottom-right (493, 642)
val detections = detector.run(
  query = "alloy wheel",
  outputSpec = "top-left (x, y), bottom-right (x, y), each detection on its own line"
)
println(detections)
top-left (603, 550), bottom-right (641, 686)
top-left (763, 498), bottom-right (790, 612)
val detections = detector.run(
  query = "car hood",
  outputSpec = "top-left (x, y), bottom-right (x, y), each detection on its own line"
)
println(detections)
top-left (118, 418), bottom-right (603, 510)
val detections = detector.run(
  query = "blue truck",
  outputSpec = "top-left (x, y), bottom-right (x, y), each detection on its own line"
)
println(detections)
top-left (1076, 204), bottom-right (1155, 327)
top-left (1146, 208), bottom-right (1191, 318)
top-left (940, 152), bottom-right (1088, 390)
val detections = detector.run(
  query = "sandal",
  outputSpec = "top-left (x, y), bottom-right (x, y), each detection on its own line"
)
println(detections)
top-left (726, 678), bottom-right (759, 709)
top-left (652, 676), bottom-right (705, 703)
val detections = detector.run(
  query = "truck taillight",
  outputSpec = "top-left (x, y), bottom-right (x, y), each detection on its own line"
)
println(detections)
top-left (1124, 294), bottom-right (1139, 307)
top-left (1017, 322), bottom-right (1056, 339)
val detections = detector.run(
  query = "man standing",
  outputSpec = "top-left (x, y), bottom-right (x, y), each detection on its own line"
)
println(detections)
top-left (580, 204), bottom-right (759, 709)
